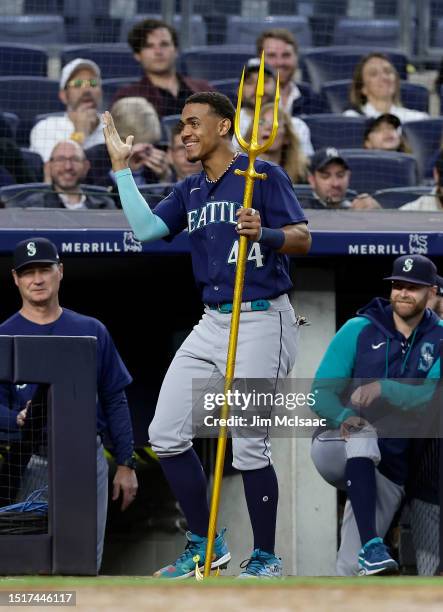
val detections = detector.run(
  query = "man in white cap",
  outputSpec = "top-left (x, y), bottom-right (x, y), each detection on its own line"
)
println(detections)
top-left (30, 59), bottom-right (104, 163)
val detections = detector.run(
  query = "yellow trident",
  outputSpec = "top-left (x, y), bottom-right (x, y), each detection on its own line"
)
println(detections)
top-left (198, 52), bottom-right (280, 580)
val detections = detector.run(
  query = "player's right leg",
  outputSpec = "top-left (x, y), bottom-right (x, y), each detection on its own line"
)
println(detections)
top-left (148, 312), bottom-right (231, 578)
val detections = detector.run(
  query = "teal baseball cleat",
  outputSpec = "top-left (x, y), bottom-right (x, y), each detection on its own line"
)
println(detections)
top-left (237, 549), bottom-right (283, 578)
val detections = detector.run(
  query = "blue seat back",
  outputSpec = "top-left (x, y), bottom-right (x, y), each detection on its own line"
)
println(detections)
top-left (339, 149), bottom-right (418, 192)
top-left (373, 187), bottom-right (433, 209)
top-left (61, 44), bottom-right (142, 80)
top-left (333, 18), bottom-right (401, 48)
top-left (178, 45), bottom-right (255, 81)
top-left (0, 44), bottom-right (48, 77)
top-left (0, 16), bottom-right (65, 45)
top-left (302, 114), bottom-right (367, 150)
top-left (225, 15), bottom-right (312, 47)
top-left (402, 118), bottom-right (443, 180)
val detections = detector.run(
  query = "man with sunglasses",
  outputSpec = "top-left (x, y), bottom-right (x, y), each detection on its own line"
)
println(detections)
top-left (30, 59), bottom-right (105, 163)
top-left (310, 255), bottom-right (443, 576)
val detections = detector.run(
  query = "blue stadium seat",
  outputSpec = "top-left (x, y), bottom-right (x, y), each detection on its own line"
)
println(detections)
top-left (0, 44), bottom-right (48, 77)
top-left (225, 15), bottom-right (312, 47)
top-left (321, 79), bottom-right (430, 114)
top-left (61, 44), bottom-right (142, 80)
top-left (339, 149), bottom-right (418, 193)
top-left (20, 149), bottom-right (44, 182)
top-left (179, 45), bottom-right (255, 81)
top-left (0, 112), bottom-right (20, 142)
top-left (120, 14), bottom-right (207, 46)
top-left (300, 47), bottom-right (408, 92)
top-left (0, 16), bottom-right (65, 45)
top-left (63, 0), bottom-right (121, 44)
top-left (210, 79), bottom-right (238, 102)
top-left (301, 114), bottom-right (367, 150)
top-left (101, 77), bottom-right (140, 109)
top-left (402, 118), bottom-right (443, 180)
top-left (333, 18), bottom-right (402, 49)
top-left (432, 17), bottom-right (443, 47)
top-left (0, 77), bottom-right (64, 147)
top-left (372, 187), bottom-right (433, 209)
top-left (161, 115), bottom-right (182, 139)
top-left (1, 183), bottom-right (110, 208)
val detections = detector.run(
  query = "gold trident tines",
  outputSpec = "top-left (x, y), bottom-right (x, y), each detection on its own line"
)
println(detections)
top-left (199, 52), bottom-right (281, 583)
top-left (234, 50), bottom-right (280, 182)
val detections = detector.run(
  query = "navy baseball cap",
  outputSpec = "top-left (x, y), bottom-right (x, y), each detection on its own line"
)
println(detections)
top-left (310, 148), bottom-right (350, 173)
top-left (13, 237), bottom-right (60, 271)
top-left (364, 113), bottom-right (401, 140)
top-left (384, 255), bottom-right (437, 287)
top-left (436, 275), bottom-right (443, 297)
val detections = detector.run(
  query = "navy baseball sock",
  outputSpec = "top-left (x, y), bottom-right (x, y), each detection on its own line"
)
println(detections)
top-left (345, 457), bottom-right (377, 546)
top-left (241, 465), bottom-right (278, 555)
top-left (159, 448), bottom-right (210, 538)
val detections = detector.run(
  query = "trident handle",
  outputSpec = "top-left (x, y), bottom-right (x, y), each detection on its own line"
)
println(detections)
top-left (202, 52), bottom-right (280, 579)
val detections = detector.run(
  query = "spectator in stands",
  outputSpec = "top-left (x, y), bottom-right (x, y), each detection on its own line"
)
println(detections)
top-left (427, 275), bottom-right (443, 318)
top-left (168, 123), bottom-right (201, 181)
top-left (344, 53), bottom-right (428, 123)
top-left (303, 148), bottom-right (381, 209)
top-left (112, 18), bottom-right (213, 117)
top-left (23, 141), bottom-right (116, 210)
top-left (245, 102), bottom-right (307, 184)
top-left (87, 97), bottom-right (171, 189)
top-left (364, 113), bottom-right (411, 153)
top-left (236, 58), bottom-right (313, 157)
top-left (399, 150), bottom-right (443, 212)
top-left (256, 28), bottom-right (319, 116)
top-left (311, 254), bottom-right (442, 576)
top-left (30, 59), bottom-right (104, 163)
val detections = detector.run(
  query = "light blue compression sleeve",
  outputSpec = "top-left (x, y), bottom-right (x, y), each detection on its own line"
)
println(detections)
top-left (115, 168), bottom-right (170, 242)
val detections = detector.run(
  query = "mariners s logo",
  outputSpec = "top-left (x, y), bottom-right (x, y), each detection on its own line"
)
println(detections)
top-left (402, 258), bottom-right (413, 272)
top-left (418, 342), bottom-right (434, 372)
top-left (26, 241), bottom-right (37, 257)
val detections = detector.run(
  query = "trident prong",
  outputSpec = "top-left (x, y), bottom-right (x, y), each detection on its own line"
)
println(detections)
top-left (199, 51), bottom-right (281, 582)
top-left (235, 51), bottom-right (280, 164)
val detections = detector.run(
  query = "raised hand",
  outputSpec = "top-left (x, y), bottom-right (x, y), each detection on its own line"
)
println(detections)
top-left (102, 111), bottom-right (134, 172)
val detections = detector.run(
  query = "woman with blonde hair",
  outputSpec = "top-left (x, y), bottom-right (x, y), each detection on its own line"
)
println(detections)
top-left (344, 52), bottom-right (428, 123)
top-left (247, 102), bottom-right (308, 184)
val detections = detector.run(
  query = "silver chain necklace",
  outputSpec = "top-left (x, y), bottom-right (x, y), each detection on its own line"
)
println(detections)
top-left (205, 152), bottom-right (240, 184)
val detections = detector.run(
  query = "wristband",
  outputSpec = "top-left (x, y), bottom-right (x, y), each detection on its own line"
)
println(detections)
top-left (70, 131), bottom-right (85, 144)
top-left (258, 227), bottom-right (285, 250)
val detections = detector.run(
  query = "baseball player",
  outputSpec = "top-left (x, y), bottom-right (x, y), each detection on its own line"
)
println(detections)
top-left (103, 91), bottom-right (311, 578)
top-left (310, 255), bottom-right (443, 575)
top-left (0, 237), bottom-right (138, 571)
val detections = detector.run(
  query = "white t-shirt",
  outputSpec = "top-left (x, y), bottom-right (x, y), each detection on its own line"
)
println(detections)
top-left (343, 102), bottom-right (428, 123)
top-left (400, 189), bottom-right (442, 211)
top-left (234, 108), bottom-right (314, 157)
top-left (30, 113), bottom-right (105, 162)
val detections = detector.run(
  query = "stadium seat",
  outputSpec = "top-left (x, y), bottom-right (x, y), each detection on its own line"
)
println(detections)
top-left (0, 183), bottom-right (110, 208)
top-left (372, 187), bottom-right (433, 209)
top-left (432, 17), bottom-right (443, 47)
top-left (300, 47), bottom-right (408, 92)
top-left (210, 78), bottom-right (238, 102)
top-left (0, 16), bottom-right (65, 45)
top-left (0, 44), bottom-right (48, 77)
top-left (301, 114), bottom-right (367, 150)
top-left (332, 18), bottom-right (402, 48)
top-left (402, 118), bottom-right (443, 180)
top-left (0, 113), bottom-right (20, 142)
top-left (101, 77), bottom-right (140, 109)
top-left (161, 115), bottom-right (182, 139)
top-left (120, 14), bottom-right (207, 46)
top-left (61, 44), bottom-right (142, 80)
top-left (63, 0), bottom-right (121, 44)
top-left (339, 149), bottom-right (418, 193)
top-left (178, 45), bottom-right (255, 81)
top-left (20, 149), bottom-right (44, 182)
top-left (0, 77), bottom-right (64, 146)
top-left (321, 80), bottom-right (430, 114)
top-left (225, 15), bottom-right (312, 47)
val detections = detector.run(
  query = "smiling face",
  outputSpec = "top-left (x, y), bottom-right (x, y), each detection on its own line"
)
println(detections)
top-left (390, 281), bottom-right (433, 321)
top-left (361, 57), bottom-right (397, 104)
top-left (261, 36), bottom-right (298, 86)
top-left (179, 103), bottom-right (231, 163)
top-left (13, 263), bottom-right (63, 309)
top-left (47, 141), bottom-right (90, 192)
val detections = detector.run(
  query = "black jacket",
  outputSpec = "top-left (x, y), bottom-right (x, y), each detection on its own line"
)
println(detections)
top-left (21, 188), bottom-right (116, 210)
